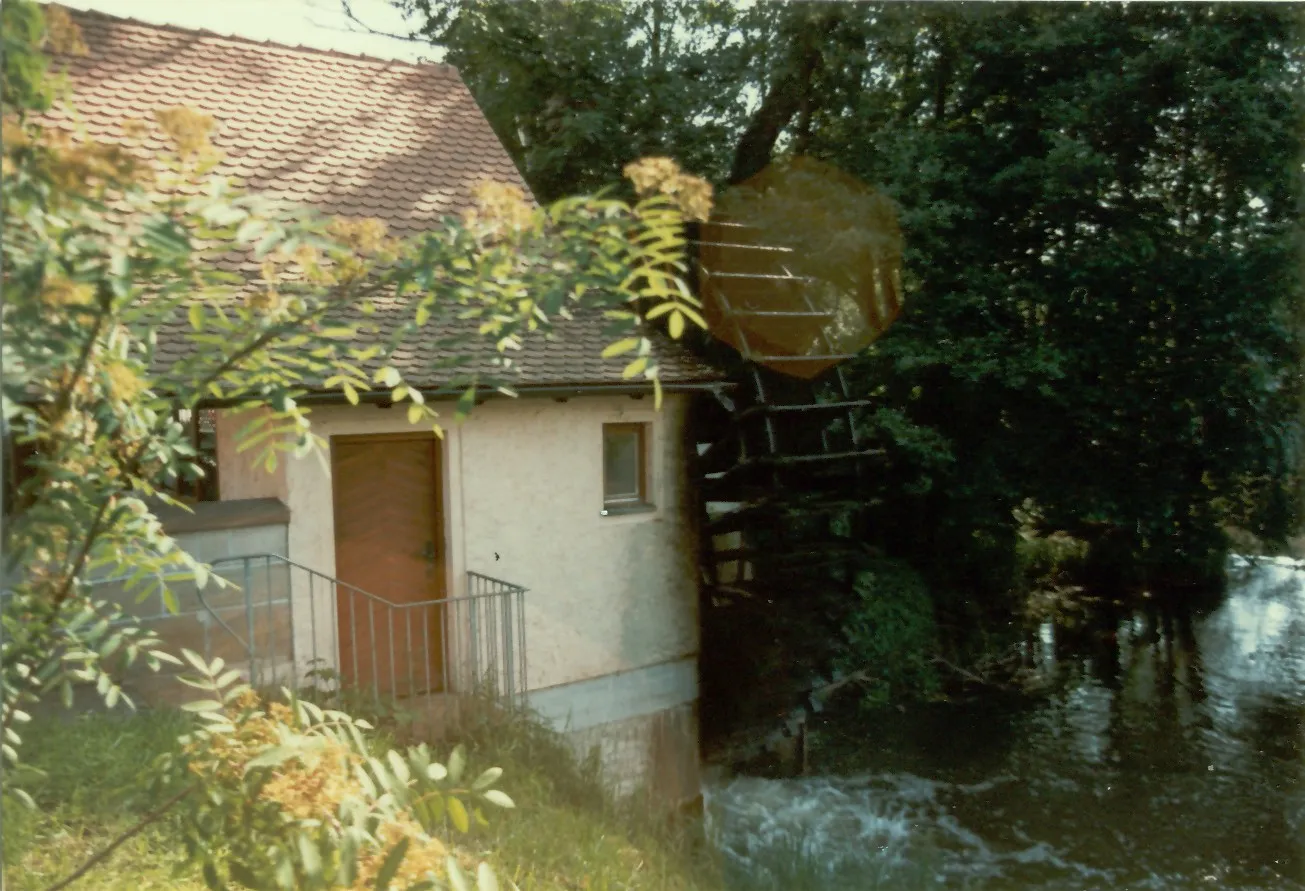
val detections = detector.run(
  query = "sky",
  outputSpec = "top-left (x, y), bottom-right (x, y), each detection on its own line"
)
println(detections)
top-left (51, 0), bottom-right (442, 63)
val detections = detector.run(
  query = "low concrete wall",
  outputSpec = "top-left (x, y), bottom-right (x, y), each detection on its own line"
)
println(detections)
top-left (563, 702), bottom-right (700, 804)
top-left (528, 657), bottom-right (700, 803)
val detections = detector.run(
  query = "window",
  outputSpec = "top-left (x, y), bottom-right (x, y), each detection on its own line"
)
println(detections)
top-left (603, 423), bottom-right (651, 511)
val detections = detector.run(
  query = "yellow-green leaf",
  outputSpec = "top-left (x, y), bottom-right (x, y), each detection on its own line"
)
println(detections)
top-left (668, 310), bottom-right (685, 339)
top-left (622, 357), bottom-right (649, 380)
top-left (679, 305), bottom-right (708, 329)
top-left (602, 337), bottom-right (640, 359)
top-left (342, 381), bottom-right (359, 405)
top-left (447, 796), bottom-right (470, 833)
top-left (188, 302), bottom-right (204, 331)
top-left (407, 403), bottom-right (423, 425)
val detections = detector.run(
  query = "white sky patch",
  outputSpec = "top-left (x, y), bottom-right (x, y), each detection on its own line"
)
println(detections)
top-left (48, 0), bottom-right (440, 64)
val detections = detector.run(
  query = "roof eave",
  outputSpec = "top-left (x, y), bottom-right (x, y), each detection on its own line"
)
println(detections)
top-left (190, 378), bottom-right (731, 410)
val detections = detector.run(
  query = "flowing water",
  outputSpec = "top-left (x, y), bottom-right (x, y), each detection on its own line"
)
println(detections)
top-left (705, 557), bottom-right (1305, 889)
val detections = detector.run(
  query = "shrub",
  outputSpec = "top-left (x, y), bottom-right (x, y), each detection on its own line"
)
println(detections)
top-left (833, 558), bottom-right (940, 705)
top-left (151, 652), bottom-right (513, 890)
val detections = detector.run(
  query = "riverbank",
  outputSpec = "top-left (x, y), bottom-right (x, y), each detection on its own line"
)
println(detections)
top-left (2, 707), bottom-right (730, 891)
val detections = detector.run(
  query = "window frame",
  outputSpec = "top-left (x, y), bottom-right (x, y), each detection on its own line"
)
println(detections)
top-left (602, 421), bottom-right (652, 512)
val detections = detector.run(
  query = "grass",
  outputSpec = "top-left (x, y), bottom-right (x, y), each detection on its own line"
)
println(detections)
top-left (1, 704), bottom-right (741, 891)
top-left (2, 709), bottom-right (207, 891)
top-left (445, 705), bottom-right (723, 890)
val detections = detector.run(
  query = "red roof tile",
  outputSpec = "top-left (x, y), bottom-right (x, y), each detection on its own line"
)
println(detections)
top-left (49, 7), bottom-right (531, 234)
top-left (47, 7), bottom-right (720, 389)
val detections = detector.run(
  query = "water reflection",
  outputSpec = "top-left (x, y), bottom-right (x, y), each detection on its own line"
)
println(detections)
top-left (707, 558), bottom-right (1305, 889)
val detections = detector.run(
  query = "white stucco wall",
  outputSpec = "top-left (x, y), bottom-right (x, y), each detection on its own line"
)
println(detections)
top-left (281, 393), bottom-right (700, 693)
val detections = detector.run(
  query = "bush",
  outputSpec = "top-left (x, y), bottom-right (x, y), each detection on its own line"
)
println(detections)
top-left (833, 558), bottom-right (940, 705)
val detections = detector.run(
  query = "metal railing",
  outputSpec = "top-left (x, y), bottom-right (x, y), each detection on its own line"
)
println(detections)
top-left (88, 553), bottom-right (528, 722)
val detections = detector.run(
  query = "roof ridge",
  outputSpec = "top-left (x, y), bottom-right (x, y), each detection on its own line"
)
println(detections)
top-left (54, 3), bottom-right (457, 76)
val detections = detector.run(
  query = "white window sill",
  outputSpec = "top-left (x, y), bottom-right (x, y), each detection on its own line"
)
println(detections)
top-left (600, 502), bottom-right (657, 517)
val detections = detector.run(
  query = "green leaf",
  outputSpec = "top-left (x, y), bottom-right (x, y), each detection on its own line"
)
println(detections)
top-left (214, 670), bottom-right (244, 690)
top-left (375, 366), bottom-right (401, 387)
top-left (447, 744), bottom-right (466, 784)
top-left (245, 745), bottom-right (297, 771)
top-left (253, 228), bottom-right (284, 259)
top-left (446, 858), bottom-right (471, 891)
top-left (386, 749), bottom-right (411, 785)
top-left (181, 649), bottom-right (210, 674)
top-left (407, 403), bottom-right (423, 425)
top-left (342, 381), bottom-right (359, 405)
top-left (372, 837), bottom-right (410, 890)
top-left (426, 763), bottom-right (448, 781)
top-left (679, 304), bottom-right (707, 329)
top-left (447, 795), bottom-right (470, 833)
top-left (621, 357), bottom-right (649, 380)
top-left (235, 217), bottom-right (269, 244)
top-left (481, 789), bottom-right (515, 809)
top-left (338, 829), bottom-right (362, 887)
top-left (601, 337), bottom-right (640, 359)
top-left (455, 385), bottom-right (477, 420)
top-left (180, 699), bottom-right (224, 713)
top-left (275, 852), bottom-right (295, 890)
top-left (668, 310), bottom-right (685, 339)
top-left (189, 302), bottom-right (205, 332)
top-left (297, 832), bottom-right (322, 879)
top-left (471, 766), bottom-right (502, 791)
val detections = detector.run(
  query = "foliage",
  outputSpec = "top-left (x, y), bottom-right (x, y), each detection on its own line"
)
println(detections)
top-left (394, 0), bottom-right (750, 201)
top-left (835, 3), bottom-right (1303, 596)
top-left (832, 558), bottom-right (940, 706)
top-left (1013, 502), bottom-right (1089, 595)
top-left (154, 652), bottom-right (511, 890)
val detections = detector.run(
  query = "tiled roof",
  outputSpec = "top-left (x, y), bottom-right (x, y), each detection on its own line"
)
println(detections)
top-left (47, 6), bottom-right (720, 389)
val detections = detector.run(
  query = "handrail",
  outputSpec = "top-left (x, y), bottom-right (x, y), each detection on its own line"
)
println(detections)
top-left (81, 552), bottom-right (529, 718)
top-left (90, 553), bottom-right (523, 610)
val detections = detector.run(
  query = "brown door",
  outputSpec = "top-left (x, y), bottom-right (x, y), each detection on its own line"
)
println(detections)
top-left (332, 433), bottom-right (445, 696)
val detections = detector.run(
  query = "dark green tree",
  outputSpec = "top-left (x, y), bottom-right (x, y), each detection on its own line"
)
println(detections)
top-left (834, 3), bottom-right (1303, 594)
top-left (398, 0), bottom-right (1303, 640)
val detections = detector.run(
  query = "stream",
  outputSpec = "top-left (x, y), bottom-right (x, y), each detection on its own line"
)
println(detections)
top-left (705, 556), bottom-right (1305, 889)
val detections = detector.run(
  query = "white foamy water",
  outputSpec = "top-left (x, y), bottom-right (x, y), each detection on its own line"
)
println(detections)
top-left (704, 772), bottom-right (1112, 888)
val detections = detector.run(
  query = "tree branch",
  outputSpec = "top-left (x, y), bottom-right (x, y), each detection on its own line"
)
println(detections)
top-left (52, 300), bottom-right (110, 421)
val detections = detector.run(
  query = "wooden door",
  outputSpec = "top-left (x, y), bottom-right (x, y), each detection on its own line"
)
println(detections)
top-left (332, 433), bottom-right (445, 696)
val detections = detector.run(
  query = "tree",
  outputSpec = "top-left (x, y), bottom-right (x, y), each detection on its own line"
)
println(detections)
top-left (1, 2), bottom-right (709, 884)
top-left (832, 3), bottom-right (1303, 594)
top-left (394, 0), bottom-right (886, 199)
top-left (405, 0), bottom-right (1303, 597)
